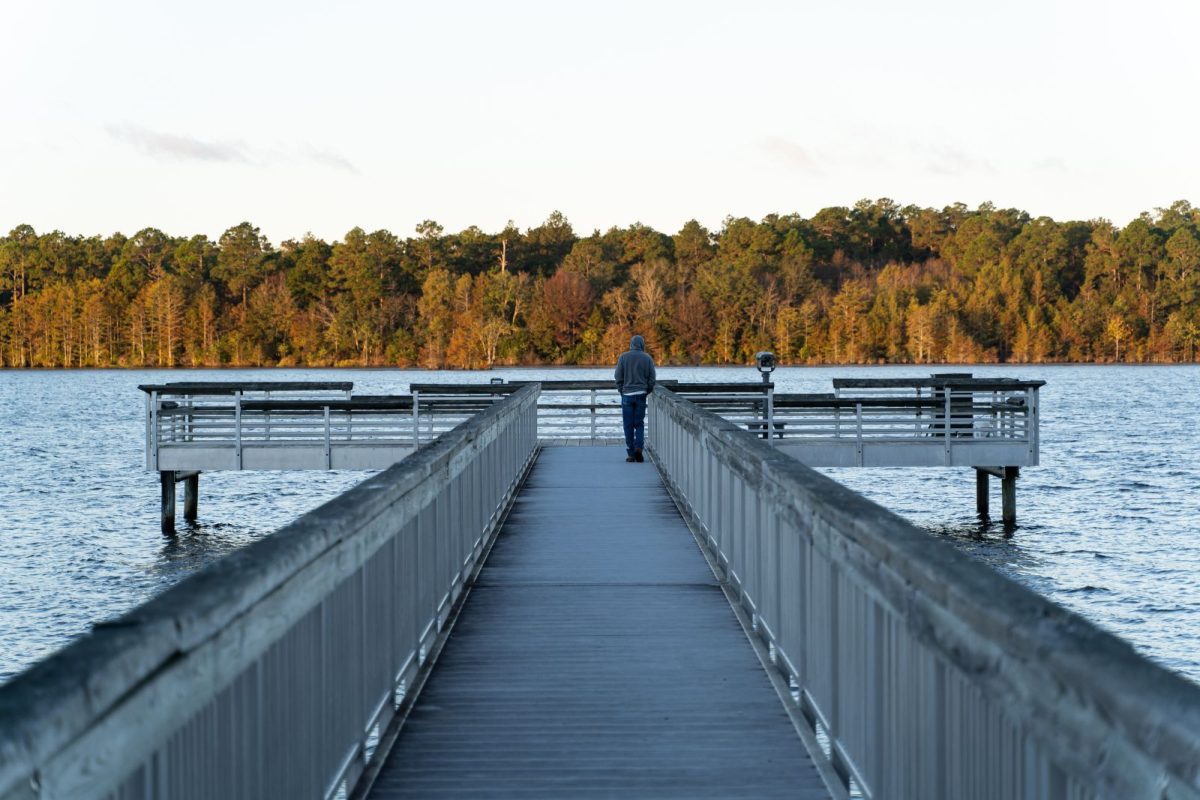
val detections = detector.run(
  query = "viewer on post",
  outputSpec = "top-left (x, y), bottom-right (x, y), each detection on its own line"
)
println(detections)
top-left (614, 334), bottom-right (656, 462)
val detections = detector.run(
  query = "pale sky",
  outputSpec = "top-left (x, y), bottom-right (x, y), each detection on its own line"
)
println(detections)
top-left (2, 0), bottom-right (1198, 243)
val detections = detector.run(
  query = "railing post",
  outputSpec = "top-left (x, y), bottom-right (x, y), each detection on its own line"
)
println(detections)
top-left (590, 389), bottom-right (597, 442)
top-left (1030, 387), bottom-right (1040, 464)
top-left (412, 390), bottom-right (421, 447)
top-left (234, 392), bottom-right (243, 470)
top-left (943, 388), bottom-right (952, 465)
top-left (147, 391), bottom-right (158, 471)
top-left (762, 385), bottom-right (775, 444)
top-left (324, 405), bottom-right (332, 469)
top-left (990, 390), bottom-right (998, 439)
top-left (855, 402), bottom-right (863, 466)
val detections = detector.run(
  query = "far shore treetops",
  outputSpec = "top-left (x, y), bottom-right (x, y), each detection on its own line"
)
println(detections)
top-left (2, 200), bottom-right (1199, 369)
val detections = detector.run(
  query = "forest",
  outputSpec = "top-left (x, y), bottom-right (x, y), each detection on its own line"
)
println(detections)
top-left (2, 199), bottom-right (1198, 368)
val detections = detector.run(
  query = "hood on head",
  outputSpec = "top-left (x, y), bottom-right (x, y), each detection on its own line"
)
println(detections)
top-left (630, 335), bottom-right (645, 351)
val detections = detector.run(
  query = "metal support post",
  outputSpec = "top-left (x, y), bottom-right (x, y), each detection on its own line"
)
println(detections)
top-left (412, 390), bottom-right (421, 447)
top-left (324, 406), bottom-right (332, 469)
top-left (234, 393), bottom-right (243, 470)
top-left (766, 385), bottom-right (775, 445)
top-left (855, 403), bottom-right (864, 466)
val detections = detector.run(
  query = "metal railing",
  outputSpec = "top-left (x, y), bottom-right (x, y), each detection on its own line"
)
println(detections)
top-left (409, 378), bottom-right (1040, 457)
top-left (537, 384), bottom-right (625, 442)
top-left (413, 380), bottom-right (773, 443)
top-left (141, 383), bottom-right (494, 470)
top-left (414, 382), bottom-right (629, 443)
top-left (648, 387), bottom-right (1200, 800)
top-left (141, 377), bottom-right (1038, 459)
top-left (770, 379), bottom-right (1040, 446)
top-left (0, 385), bottom-right (540, 800)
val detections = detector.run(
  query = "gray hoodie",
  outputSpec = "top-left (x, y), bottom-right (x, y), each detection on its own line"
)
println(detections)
top-left (614, 335), bottom-right (656, 395)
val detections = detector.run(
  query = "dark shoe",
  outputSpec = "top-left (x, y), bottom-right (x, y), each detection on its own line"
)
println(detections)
top-left (625, 455), bottom-right (636, 462)
top-left (634, 449), bottom-right (644, 462)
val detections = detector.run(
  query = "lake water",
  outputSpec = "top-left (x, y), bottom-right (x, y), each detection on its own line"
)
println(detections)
top-left (1, 365), bottom-right (1198, 685)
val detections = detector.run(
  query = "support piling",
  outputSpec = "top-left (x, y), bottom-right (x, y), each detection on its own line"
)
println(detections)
top-left (975, 469), bottom-right (989, 517)
top-left (1002, 466), bottom-right (1019, 527)
top-left (160, 471), bottom-right (176, 535)
top-left (184, 473), bottom-right (199, 522)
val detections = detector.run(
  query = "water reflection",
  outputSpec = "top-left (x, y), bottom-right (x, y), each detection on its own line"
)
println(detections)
top-left (154, 521), bottom-right (255, 577)
top-left (929, 516), bottom-right (1010, 540)
top-left (926, 519), bottom-right (1044, 578)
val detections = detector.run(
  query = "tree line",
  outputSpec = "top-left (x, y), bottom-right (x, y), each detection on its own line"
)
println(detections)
top-left (2, 200), bottom-right (1199, 369)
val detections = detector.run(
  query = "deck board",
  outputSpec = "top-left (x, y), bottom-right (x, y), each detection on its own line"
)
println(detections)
top-left (369, 446), bottom-right (828, 799)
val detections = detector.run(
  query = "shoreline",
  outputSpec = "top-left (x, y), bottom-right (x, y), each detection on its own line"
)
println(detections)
top-left (2, 361), bottom-right (1197, 373)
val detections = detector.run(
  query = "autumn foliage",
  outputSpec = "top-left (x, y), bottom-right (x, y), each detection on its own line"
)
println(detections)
top-left (3, 200), bottom-right (1199, 368)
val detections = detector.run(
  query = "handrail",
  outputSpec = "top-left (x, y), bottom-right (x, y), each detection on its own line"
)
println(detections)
top-left (138, 381), bottom-right (355, 394)
top-left (0, 384), bottom-right (541, 800)
top-left (769, 384), bottom-right (1037, 452)
top-left (409, 380), bottom-right (770, 394)
top-left (154, 398), bottom-right (494, 414)
top-left (832, 377), bottom-right (1046, 389)
top-left (648, 387), bottom-right (1200, 800)
top-left (146, 392), bottom-right (491, 462)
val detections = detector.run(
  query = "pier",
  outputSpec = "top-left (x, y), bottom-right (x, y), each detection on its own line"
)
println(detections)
top-left (770, 375), bottom-right (1043, 526)
top-left (2, 381), bottom-right (1198, 799)
top-left (139, 381), bottom-right (494, 532)
top-left (142, 373), bottom-right (1043, 532)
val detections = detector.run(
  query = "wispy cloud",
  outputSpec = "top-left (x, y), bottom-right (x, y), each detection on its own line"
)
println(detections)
top-left (107, 124), bottom-right (251, 164)
top-left (107, 124), bottom-right (359, 173)
top-left (761, 137), bottom-right (823, 174)
top-left (922, 145), bottom-right (996, 176)
top-left (303, 145), bottom-right (360, 175)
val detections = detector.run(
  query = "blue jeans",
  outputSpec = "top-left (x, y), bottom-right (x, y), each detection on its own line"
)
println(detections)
top-left (621, 393), bottom-right (647, 456)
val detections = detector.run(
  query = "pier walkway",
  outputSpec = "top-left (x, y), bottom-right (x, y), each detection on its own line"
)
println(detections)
top-left (369, 446), bottom-right (827, 798)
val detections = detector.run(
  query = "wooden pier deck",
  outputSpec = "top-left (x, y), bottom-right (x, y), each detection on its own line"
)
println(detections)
top-left (368, 446), bottom-right (828, 799)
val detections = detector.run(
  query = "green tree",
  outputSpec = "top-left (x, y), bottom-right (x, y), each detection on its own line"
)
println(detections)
top-left (417, 268), bottom-right (455, 367)
top-left (520, 211), bottom-right (576, 276)
top-left (282, 234), bottom-right (332, 308)
top-left (214, 222), bottom-right (271, 307)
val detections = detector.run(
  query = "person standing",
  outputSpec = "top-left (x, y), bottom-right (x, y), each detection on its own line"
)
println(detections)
top-left (614, 334), bottom-right (656, 462)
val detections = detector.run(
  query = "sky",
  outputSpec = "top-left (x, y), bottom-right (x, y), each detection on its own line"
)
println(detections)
top-left (2, 0), bottom-right (1198, 244)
